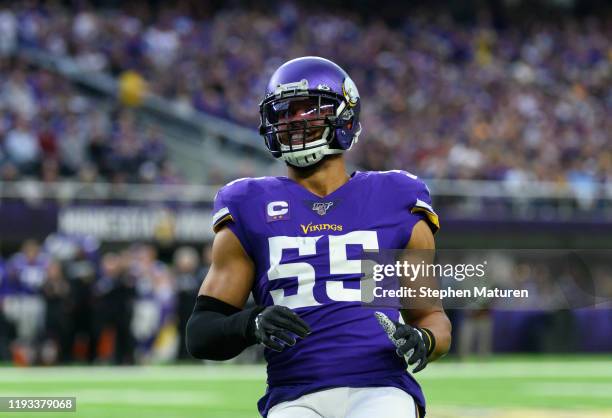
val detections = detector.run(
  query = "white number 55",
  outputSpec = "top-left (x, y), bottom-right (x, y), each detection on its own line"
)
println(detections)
top-left (267, 231), bottom-right (379, 309)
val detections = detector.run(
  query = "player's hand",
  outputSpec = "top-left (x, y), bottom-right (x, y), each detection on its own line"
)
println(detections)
top-left (252, 306), bottom-right (311, 352)
top-left (375, 312), bottom-right (432, 373)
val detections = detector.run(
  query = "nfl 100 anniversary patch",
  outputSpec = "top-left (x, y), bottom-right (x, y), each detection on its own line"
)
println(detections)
top-left (304, 200), bottom-right (341, 216)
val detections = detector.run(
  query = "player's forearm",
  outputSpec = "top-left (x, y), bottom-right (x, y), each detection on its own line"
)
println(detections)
top-left (185, 295), bottom-right (262, 361)
top-left (404, 310), bottom-right (452, 361)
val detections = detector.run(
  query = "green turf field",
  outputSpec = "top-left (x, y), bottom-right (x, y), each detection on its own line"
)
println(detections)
top-left (0, 356), bottom-right (610, 418)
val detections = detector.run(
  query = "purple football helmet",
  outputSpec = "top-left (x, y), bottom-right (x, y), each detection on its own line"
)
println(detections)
top-left (259, 56), bottom-right (362, 167)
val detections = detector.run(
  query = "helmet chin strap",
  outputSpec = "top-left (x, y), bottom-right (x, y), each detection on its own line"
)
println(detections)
top-left (278, 99), bottom-right (351, 167)
top-left (283, 149), bottom-right (327, 168)
top-left (279, 125), bottom-right (336, 167)
top-left (280, 142), bottom-right (329, 167)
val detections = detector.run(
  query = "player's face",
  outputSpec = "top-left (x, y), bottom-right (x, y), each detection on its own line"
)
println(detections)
top-left (271, 97), bottom-right (335, 147)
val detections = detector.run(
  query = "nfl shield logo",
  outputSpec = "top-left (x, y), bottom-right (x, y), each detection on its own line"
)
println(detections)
top-left (312, 202), bottom-right (333, 216)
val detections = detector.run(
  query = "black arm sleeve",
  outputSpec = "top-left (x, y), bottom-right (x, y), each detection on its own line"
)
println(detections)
top-left (185, 295), bottom-right (264, 361)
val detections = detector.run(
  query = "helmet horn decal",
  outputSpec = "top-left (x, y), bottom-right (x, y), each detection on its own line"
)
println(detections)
top-left (342, 76), bottom-right (360, 107)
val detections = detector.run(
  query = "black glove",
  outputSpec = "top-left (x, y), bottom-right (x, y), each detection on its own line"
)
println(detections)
top-left (251, 306), bottom-right (311, 352)
top-left (375, 312), bottom-right (435, 373)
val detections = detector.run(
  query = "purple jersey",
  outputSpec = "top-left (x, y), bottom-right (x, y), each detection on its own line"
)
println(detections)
top-left (211, 171), bottom-right (439, 417)
top-left (8, 253), bottom-right (51, 295)
top-left (0, 259), bottom-right (20, 298)
top-left (0, 260), bottom-right (5, 299)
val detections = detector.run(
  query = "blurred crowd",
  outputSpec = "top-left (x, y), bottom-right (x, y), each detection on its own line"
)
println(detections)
top-left (0, 56), bottom-right (182, 185)
top-left (0, 1), bottom-right (609, 186)
top-left (0, 235), bottom-right (210, 365)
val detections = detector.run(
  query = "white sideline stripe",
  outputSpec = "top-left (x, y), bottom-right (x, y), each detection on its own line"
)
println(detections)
top-left (429, 406), bottom-right (612, 418)
top-left (0, 362), bottom-right (611, 382)
top-left (524, 383), bottom-right (612, 399)
top-left (421, 362), bottom-right (612, 379)
top-left (212, 207), bottom-right (230, 225)
top-left (0, 366), bottom-right (267, 383)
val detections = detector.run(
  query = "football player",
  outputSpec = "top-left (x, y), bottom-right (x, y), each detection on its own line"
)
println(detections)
top-left (186, 57), bottom-right (451, 417)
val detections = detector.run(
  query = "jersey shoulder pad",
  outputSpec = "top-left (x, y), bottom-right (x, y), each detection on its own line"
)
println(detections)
top-left (211, 176), bottom-right (278, 232)
top-left (369, 170), bottom-right (439, 233)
